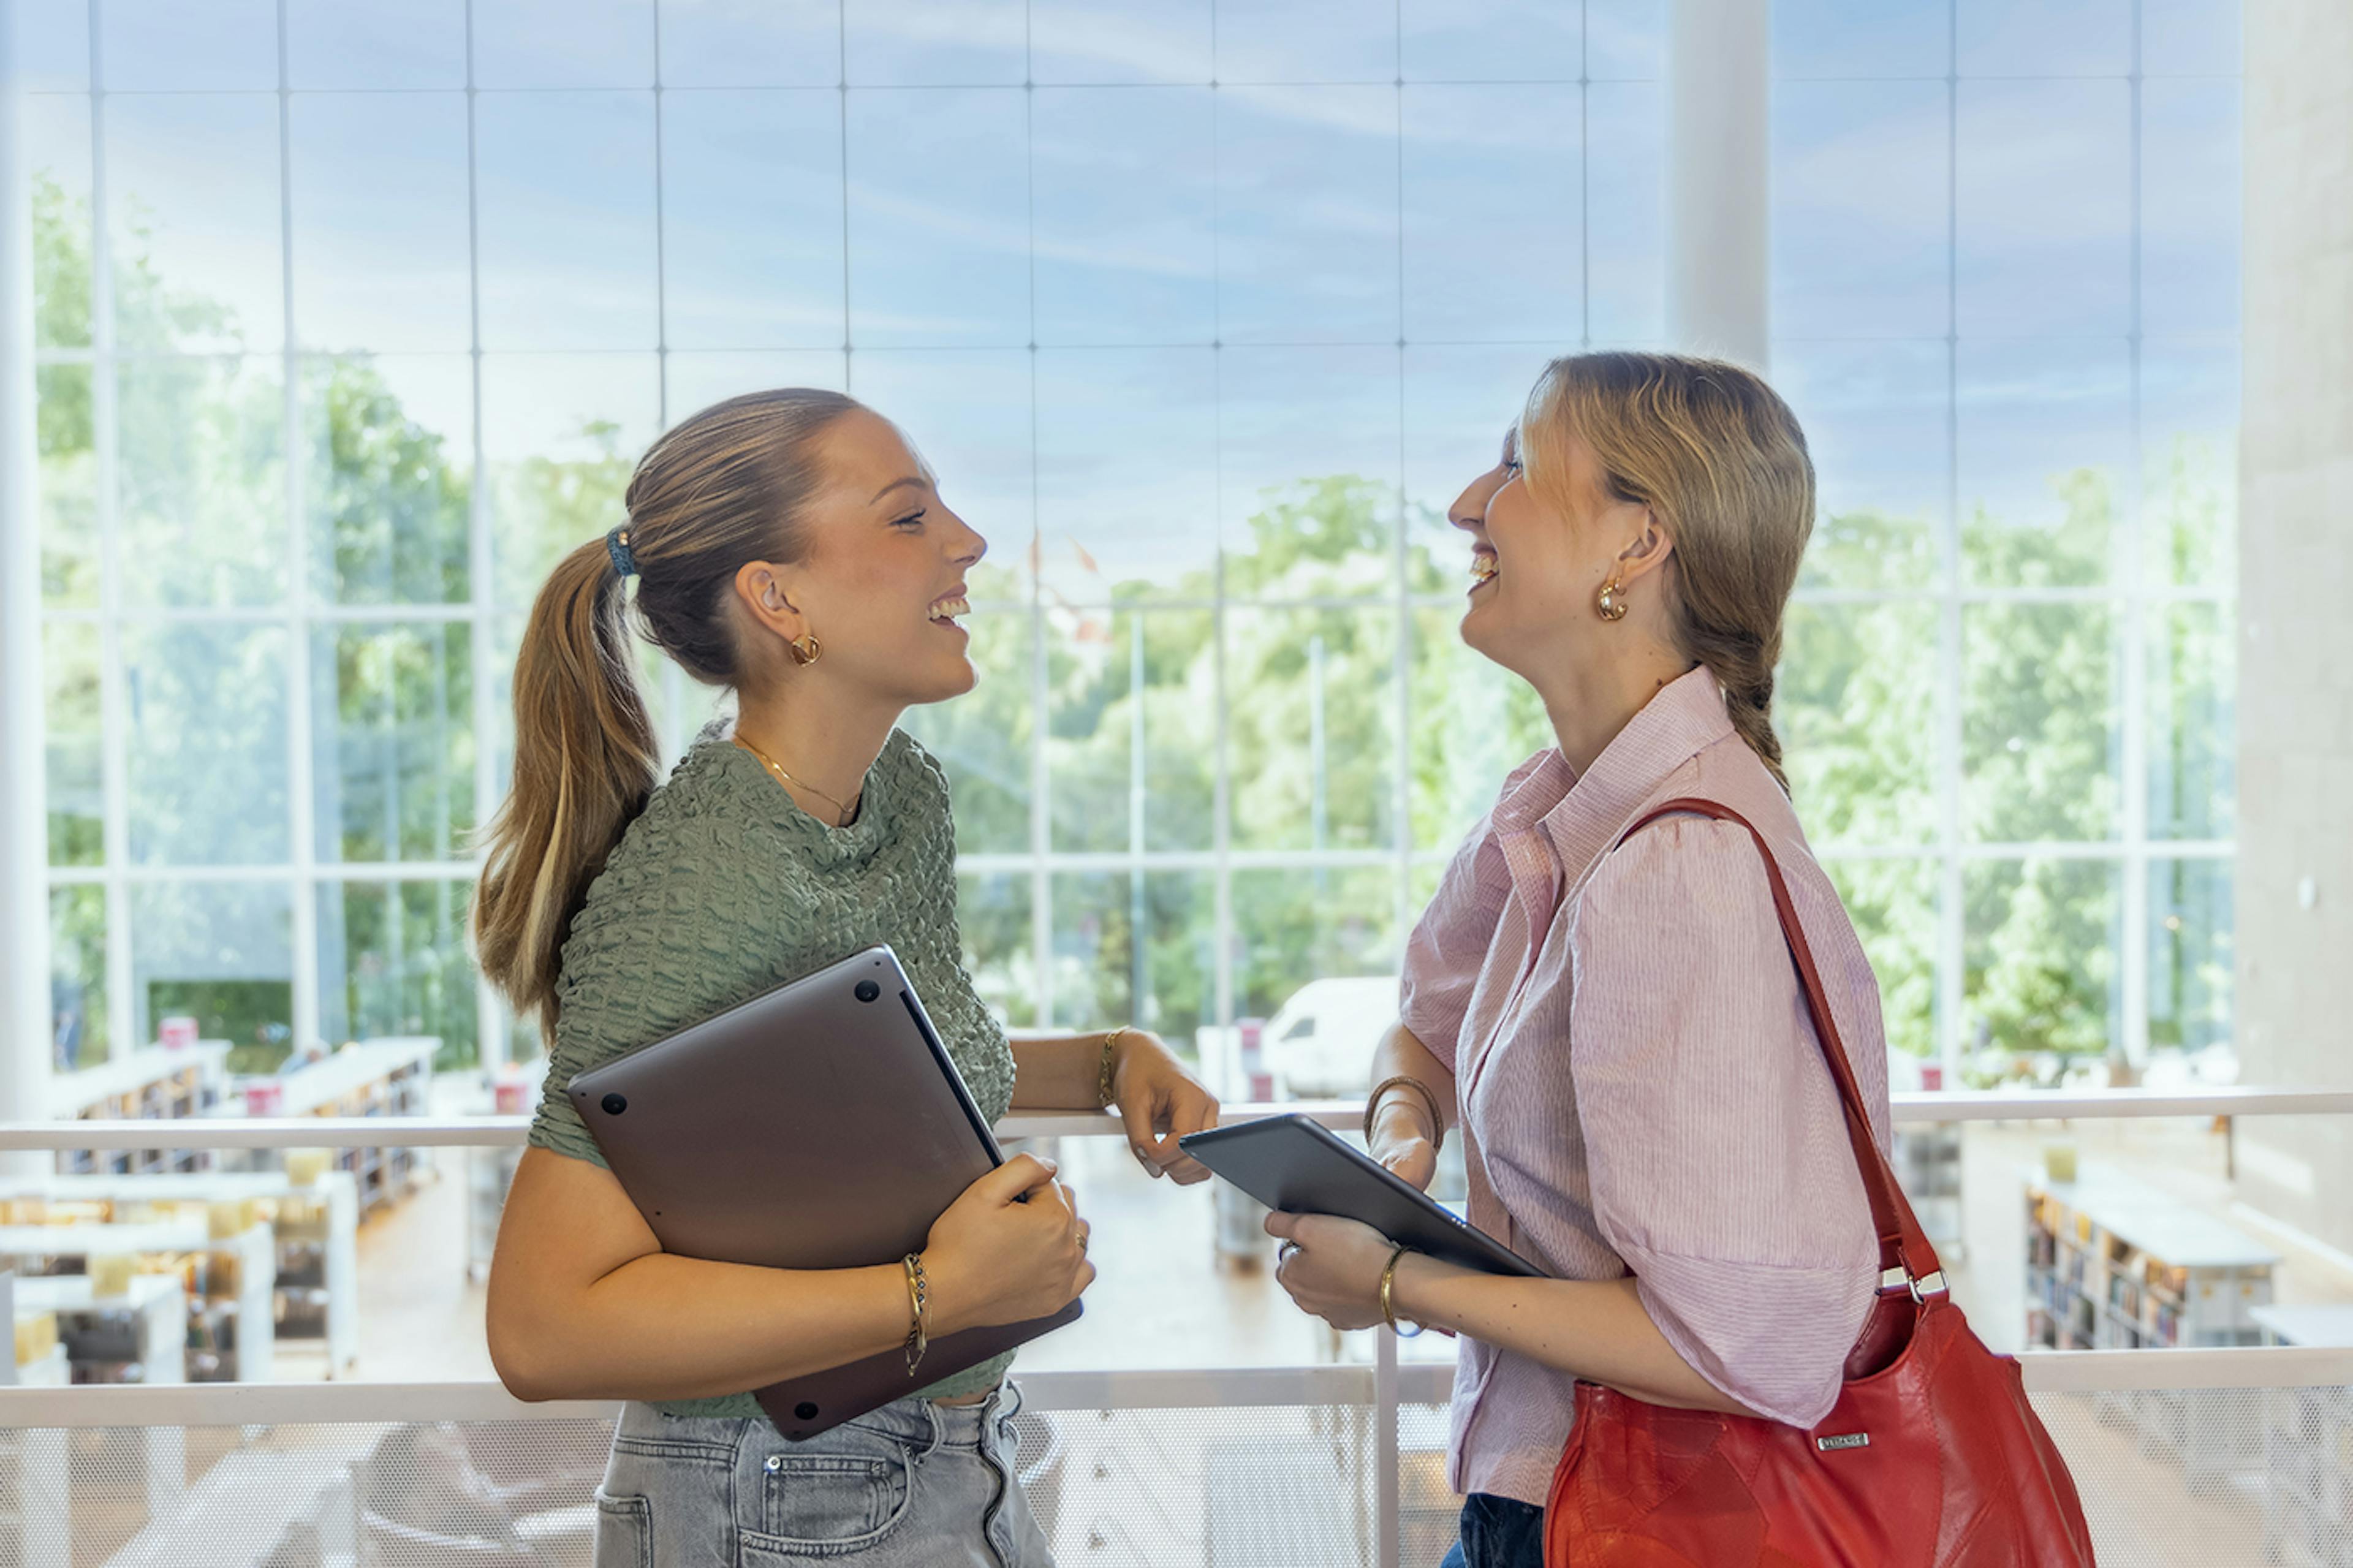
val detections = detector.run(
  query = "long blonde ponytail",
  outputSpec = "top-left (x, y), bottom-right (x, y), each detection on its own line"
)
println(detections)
top-left (470, 540), bottom-right (659, 1031)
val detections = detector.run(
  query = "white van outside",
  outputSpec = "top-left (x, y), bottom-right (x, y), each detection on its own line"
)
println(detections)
top-left (1262, 975), bottom-right (1403, 1099)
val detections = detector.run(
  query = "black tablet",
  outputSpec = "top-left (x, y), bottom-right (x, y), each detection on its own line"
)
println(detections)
top-left (1179, 1113), bottom-right (1546, 1278)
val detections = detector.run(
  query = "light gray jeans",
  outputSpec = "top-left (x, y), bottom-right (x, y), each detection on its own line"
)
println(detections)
top-left (593, 1383), bottom-right (1053, 1567)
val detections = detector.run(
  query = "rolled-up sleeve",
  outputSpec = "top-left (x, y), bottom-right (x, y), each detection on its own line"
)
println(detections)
top-left (1398, 819), bottom-right (1510, 1072)
top-left (1567, 818), bottom-right (1880, 1428)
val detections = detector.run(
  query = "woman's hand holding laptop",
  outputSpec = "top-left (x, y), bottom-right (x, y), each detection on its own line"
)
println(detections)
top-left (921, 1153), bottom-right (1094, 1335)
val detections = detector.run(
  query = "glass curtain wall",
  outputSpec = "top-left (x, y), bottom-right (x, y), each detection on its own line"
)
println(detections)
top-left (1770, 0), bottom-right (2240, 1083)
top-left (18, 0), bottom-right (2235, 1088)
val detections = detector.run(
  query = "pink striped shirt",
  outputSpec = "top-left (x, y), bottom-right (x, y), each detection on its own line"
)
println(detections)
top-left (1400, 667), bottom-right (1892, 1506)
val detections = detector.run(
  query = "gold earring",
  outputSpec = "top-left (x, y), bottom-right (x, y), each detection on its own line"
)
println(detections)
top-left (1596, 575), bottom-right (1629, 623)
top-left (787, 633), bottom-right (822, 667)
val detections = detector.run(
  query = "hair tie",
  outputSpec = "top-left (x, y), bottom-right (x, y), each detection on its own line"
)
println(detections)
top-left (605, 525), bottom-right (637, 578)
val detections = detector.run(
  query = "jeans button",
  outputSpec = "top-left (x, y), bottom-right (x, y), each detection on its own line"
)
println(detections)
top-left (763, 1455), bottom-right (781, 1474)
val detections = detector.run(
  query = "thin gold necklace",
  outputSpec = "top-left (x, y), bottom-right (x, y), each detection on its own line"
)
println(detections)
top-left (734, 734), bottom-right (862, 827)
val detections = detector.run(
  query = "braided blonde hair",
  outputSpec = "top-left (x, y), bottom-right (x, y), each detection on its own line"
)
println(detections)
top-left (1518, 351), bottom-right (1815, 793)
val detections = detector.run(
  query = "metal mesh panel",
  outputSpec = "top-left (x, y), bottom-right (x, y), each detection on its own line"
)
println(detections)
top-left (1067, 1404), bottom-right (1379, 1566)
top-left (0, 1407), bottom-right (1392, 1568)
top-left (2031, 1386), bottom-right (2353, 1568)
top-left (5, 1388), bottom-right (2349, 1567)
top-left (1398, 1403), bottom-right (1458, 1568)
top-left (0, 1418), bottom-right (615, 1568)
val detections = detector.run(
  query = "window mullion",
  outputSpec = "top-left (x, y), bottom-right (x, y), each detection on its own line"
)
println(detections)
top-left (278, 0), bottom-right (323, 1057)
top-left (464, 0), bottom-right (507, 1070)
top-left (1935, 15), bottom-right (1966, 1086)
top-left (89, 7), bottom-right (137, 1071)
top-left (2118, 0), bottom-right (2153, 1069)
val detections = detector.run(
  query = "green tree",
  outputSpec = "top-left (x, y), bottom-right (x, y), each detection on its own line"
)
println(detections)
top-left (32, 161), bottom-right (2234, 1080)
top-left (33, 176), bottom-right (483, 1069)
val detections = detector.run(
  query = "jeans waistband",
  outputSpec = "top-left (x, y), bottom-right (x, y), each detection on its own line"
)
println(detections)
top-left (616, 1382), bottom-right (1023, 1454)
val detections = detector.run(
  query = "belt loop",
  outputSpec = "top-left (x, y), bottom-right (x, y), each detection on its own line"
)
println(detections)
top-left (916, 1397), bottom-right (945, 1463)
top-left (986, 1384), bottom-right (1010, 1450)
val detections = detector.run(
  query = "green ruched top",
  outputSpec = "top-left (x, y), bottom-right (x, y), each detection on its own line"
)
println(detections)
top-left (528, 722), bottom-right (1018, 1414)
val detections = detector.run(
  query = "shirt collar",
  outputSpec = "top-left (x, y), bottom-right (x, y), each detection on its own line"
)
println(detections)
top-left (1488, 667), bottom-right (1736, 882)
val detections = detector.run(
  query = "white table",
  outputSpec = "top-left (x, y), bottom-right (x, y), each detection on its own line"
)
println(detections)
top-left (0, 1171), bottom-right (360, 1374)
top-left (51, 1043), bottom-right (232, 1119)
top-left (12, 1273), bottom-right (189, 1385)
top-left (2249, 1301), bottom-right (2353, 1347)
top-left (0, 1222), bottom-right (275, 1382)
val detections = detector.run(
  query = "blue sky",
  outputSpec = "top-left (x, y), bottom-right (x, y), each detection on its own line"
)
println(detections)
top-left (17, 0), bottom-right (2240, 600)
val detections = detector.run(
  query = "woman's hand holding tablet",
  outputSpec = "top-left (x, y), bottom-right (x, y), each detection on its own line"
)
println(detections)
top-left (1177, 1116), bottom-right (1543, 1278)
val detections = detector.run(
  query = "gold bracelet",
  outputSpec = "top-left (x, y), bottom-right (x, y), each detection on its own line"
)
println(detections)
top-left (1365, 1075), bottom-right (1446, 1153)
top-left (902, 1253), bottom-right (930, 1376)
top-left (1097, 1028), bottom-right (1129, 1110)
top-left (1379, 1243), bottom-right (1424, 1339)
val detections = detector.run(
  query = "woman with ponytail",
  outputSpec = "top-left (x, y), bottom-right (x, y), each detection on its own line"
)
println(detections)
top-left (476, 390), bottom-right (1218, 1567)
top-left (1264, 354), bottom-right (1896, 1568)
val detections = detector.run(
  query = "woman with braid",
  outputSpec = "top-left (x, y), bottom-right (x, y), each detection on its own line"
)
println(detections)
top-left (1264, 353), bottom-right (1895, 1568)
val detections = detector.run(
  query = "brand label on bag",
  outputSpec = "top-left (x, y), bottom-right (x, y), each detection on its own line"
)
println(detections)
top-left (1816, 1433), bottom-right (1870, 1452)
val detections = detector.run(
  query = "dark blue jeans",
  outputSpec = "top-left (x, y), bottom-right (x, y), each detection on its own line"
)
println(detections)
top-left (1439, 1492), bottom-right (1545, 1568)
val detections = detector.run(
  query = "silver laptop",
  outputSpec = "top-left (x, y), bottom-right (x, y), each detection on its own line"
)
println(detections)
top-left (566, 944), bottom-right (1082, 1441)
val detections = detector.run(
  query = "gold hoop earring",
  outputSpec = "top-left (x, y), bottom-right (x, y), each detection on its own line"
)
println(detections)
top-left (787, 633), bottom-right (822, 667)
top-left (1595, 575), bottom-right (1629, 623)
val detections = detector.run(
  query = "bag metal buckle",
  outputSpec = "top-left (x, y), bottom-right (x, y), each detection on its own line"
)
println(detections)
top-left (1881, 1267), bottom-right (1950, 1302)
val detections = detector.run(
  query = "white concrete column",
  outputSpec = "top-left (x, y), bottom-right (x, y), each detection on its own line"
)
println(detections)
top-left (1, 0), bottom-right (59, 1149)
top-left (1665, 0), bottom-right (1771, 369)
top-left (2234, 0), bottom-right (2353, 1257)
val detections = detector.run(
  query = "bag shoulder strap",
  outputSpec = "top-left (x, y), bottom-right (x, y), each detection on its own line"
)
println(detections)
top-left (1624, 797), bottom-right (1942, 1288)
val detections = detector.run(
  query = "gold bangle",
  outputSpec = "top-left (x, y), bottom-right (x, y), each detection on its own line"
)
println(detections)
top-left (902, 1253), bottom-right (930, 1376)
top-left (1379, 1243), bottom-right (1424, 1339)
top-left (1097, 1028), bottom-right (1129, 1110)
top-left (1365, 1075), bottom-right (1445, 1152)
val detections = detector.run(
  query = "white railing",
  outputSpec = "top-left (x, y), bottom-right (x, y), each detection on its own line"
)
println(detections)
top-left (7, 1085), bottom-right (2353, 1152)
top-left (1, 1088), bottom-right (2350, 1568)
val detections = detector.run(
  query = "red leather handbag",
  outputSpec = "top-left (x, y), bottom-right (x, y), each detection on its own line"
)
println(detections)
top-left (1545, 798), bottom-right (2097, 1568)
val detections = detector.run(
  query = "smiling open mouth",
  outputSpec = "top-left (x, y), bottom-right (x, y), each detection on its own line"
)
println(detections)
top-left (928, 595), bottom-right (971, 624)
top-left (1469, 555), bottom-right (1498, 586)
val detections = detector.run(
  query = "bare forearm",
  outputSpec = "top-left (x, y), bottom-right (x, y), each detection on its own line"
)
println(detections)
top-left (1370, 1022), bottom-right (1455, 1134)
top-left (493, 1253), bottom-right (911, 1403)
top-left (1008, 1031), bottom-right (1111, 1110)
top-left (1391, 1257), bottom-right (1756, 1416)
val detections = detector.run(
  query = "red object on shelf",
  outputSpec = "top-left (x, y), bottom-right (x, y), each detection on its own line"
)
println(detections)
top-left (242, 1080), bottom-right (284, 1116)
top-left (158, 1015), bottom-right (199, 1051)
top-left (1237, 1018), bottom-right (1273, 1102)
top-left (1921, 1063), bottom-right (1945, 1092)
